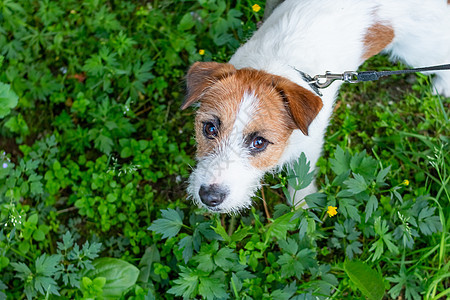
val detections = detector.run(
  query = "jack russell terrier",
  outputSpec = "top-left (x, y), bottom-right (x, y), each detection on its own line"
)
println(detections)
top-left (181, 0), bottom-right (450, 214)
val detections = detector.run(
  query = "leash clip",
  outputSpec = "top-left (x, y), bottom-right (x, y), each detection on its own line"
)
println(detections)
top-left (312, 71), bottom-right (359, 88)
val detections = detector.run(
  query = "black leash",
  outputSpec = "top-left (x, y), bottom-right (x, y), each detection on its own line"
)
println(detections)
top-left (295, 64), bottom-right (450, 96)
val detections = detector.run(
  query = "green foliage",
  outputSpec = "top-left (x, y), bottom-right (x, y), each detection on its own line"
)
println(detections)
top-left (0, 0), bottom-right (448, 299)
top-left (344, 260), bottom-right (385, 300)
top-left (85, 258), bottom-right (140, 299)
top-left (0, 81), bottom-right (18, 119)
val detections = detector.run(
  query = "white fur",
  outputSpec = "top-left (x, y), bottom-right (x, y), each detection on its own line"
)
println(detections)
top-left (229, 0), bottom-right (450, 204)
top-left (191, 0), bottom-right (450, 212)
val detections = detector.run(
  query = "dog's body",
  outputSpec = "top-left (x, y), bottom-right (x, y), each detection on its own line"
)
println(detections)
top-left (182, 0), bottom-right (450, 213)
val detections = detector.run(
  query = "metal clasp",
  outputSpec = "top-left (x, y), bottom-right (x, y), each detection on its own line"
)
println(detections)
top-left (343, 71), bottom-right (359, 83)
top-left (312, 72), bottom-right (343, 88)
top-left (312, 71), bottom-right (359, 88)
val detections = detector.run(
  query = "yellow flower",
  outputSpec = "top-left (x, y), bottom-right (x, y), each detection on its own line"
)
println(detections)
top-left (199, 49), bottom-right (205, 55)
top-left (327, 206), bottom-right (338, 217)
top-left (252, 4), bottom-right (261, 12)
top-left (402, 179), bottom-right (409, 186)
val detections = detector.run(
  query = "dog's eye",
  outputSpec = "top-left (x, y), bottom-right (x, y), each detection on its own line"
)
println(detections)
top-left (250, 136), bottom-right (269, 152)
top-left (203, 122), bottom-right (218, 139)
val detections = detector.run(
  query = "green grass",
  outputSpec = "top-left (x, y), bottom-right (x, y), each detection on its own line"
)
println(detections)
top-left (0, 1), bottom-right (448, 299)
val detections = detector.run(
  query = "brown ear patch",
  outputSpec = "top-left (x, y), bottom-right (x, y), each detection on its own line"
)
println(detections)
top-left (362, 22), bottom-right (395, 60)
top-left (181, 62), bottom-right (236, 110)
top-left (274, 77), bottom-right (323, 135)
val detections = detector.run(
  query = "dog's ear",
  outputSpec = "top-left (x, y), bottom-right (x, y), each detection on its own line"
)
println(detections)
top-left (181, 62), bottom-right (236, 110)
top-left (276, 79), bottom-right (323, 136)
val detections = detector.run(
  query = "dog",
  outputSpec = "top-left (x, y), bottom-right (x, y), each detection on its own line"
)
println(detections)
top-left (181, 0), bottom-right (450, 214)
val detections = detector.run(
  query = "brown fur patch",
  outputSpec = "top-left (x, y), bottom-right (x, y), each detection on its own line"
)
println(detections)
top-left (362, 22), bottom-right (395, 60)
top-left (191, 66), bottom-right (323, 171)
top-left (182, 62), bottom-right (237, 110)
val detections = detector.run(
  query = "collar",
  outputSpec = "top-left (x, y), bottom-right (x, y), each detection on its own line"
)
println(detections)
top-left (291, 67), bottom-right (323, 97)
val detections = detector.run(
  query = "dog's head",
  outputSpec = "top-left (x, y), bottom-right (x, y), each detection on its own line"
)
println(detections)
top-left (181, 62), bottom-right (322, 213)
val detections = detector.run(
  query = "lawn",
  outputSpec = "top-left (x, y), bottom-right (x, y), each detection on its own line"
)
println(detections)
top-left (0, 0), bottom-right (448, 299)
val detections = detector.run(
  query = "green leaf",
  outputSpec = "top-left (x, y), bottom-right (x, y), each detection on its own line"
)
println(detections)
top-left (148, 208), bottom-right (184, 239)
top-left (271, 281), bottom-right (297, 300)
top-left (167, 266), bottom-right (199, 298)
top-left (230, 227), bottom-right (250, 243)
top-left (11, 262), bottom-right (32, 279)
top-left (35, 254), bottom-right (62, 277)
top-left (346, 241), bottom-right (363, 259)
top-left (34, 275), bottom-right (60, 297)
top-left (5, 113), bottom-right (29, 135)
top-left (339, 198), bottom-right (361, 223)
top-left (211, 221), bottom-right (231, 243)
top-left (178, 236), bottom-right (194, 263)
top-left (266, 211), bottom-right (297, 241)
top-left (365, 195), bottom-right (378, 222)
top-left (198, 274), bottom-right (227, 300)
top-left (344, 173), bottom-right (368, 194)
top-left (278, 238), bottom-right (298, 256)
top-left (330, 146), bottom-right (351, 175)
top-left (214, 248), bottom-right (237, 271)
top-left (344, 260), bottom-right (385, 300)
top-left (376, 166), bottom-right (391, 184)
top-left (33, 228), bottom-right (46, 241)
top-left (138, 245), bottom-right (160, 283)
top-left (94, 134), bottom-right (114, 155)
top-left (287, 152), bottom-right (315, 191)
top-left (27, 213), bottom-right (39, 225)
top-left (177, 13), bottom-right (195, 31)
top-left (0, 82), bottom-right (18, 118)
top-left (193, 252), bottom-right (214, 273)
top-left (86, 258), bottom-right (139, 299)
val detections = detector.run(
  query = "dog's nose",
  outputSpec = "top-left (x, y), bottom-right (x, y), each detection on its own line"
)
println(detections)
top-left (199, 184), bottom-right (228, 207)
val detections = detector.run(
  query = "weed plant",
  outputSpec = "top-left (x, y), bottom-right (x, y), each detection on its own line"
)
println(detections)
top-left (0, 1), bottom-right (448, 299)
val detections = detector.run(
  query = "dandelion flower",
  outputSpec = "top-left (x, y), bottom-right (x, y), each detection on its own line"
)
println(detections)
top-left (252, 4), bottom-right (261, 12)
top-left (327, 206), bottom-right (338, 217)
top-left (199, 49), bottom-right (205, 55)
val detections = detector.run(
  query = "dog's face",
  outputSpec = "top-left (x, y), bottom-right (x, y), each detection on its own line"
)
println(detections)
top-left (182, 62), bottom-right (322, 213)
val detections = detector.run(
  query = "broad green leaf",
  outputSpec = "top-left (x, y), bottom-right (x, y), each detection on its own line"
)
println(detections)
top-left (33, 228), bottom-right (46, 241)
top-left (138, 245), bottom-right (160, 282)
top-left (0, 82), bottom-right (18, 118)
top-left (177, 13), bottom-right (195, 31)
top-left (86, 258), bottom-right (139, 299)
top-left (344, 260), bottom-right (385, 300)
